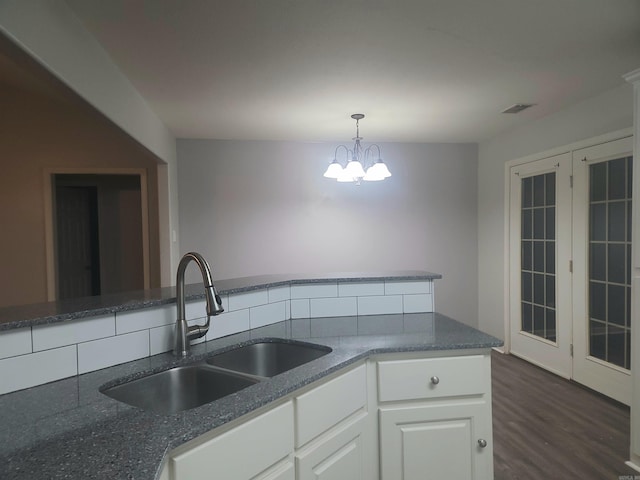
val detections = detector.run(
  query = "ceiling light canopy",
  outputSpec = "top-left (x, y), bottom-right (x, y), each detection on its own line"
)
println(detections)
top-left (323, 114), bottom-right (391, 184)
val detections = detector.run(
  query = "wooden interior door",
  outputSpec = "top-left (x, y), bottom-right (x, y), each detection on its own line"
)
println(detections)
top-left (55, 185), bottom-right (100, 299)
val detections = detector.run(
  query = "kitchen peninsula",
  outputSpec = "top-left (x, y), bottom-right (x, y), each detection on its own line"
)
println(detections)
top-left (0, 272), bottom-right (501, 479)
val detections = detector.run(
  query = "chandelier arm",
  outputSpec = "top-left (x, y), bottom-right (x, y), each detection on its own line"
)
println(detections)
top-left (367, 144), bottom-right (383, 160)
top-left (334, 145), bottom-right (350, 164)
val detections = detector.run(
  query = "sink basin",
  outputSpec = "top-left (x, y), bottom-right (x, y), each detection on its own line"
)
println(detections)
top-left (206, 340), bottom-right (331, 377)
top-left (102, 365), bottom-right (259, 414)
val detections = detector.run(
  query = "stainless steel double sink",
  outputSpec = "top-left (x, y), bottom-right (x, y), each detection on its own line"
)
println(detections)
top-left (102, 340), bottom-right (331, 414)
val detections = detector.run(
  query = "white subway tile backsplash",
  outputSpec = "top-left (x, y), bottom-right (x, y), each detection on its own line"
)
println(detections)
top-left (149, 325), bottom-right (174, 355)
top-left (384, 280), bottom-right (432, 295)
top-left (0, 346), bottom-right (77, 395)
top-left (310, 297), bottom-right (357, 318)
top-left (33, 316), bottom-right (115, 352)
top-left (268, 286), bottom-right (290, 303)
top-left (78, 330), bottom-right (149, 374)
top-left (250, 302), bottom-right (286, 329)
top-left (338, 281), bottom-right (384, 297)
top-left (116, 305), bottom-right (174, 334)
top-left (403, 294), bottom-right (434, 313)
top-left (0, 328), bottom-right (32, 360)
top-left (228, 289), bottom-right (269, 311)
top-left (0, 278), bottom-right (438, 392)
top-left (206, 309), bottom-right (250, 341)
top-left (185, 300), bottom-right (206, 320)
top-left (358, 295), bottom-right (403, 315)
top-left (290, 283), bottom-right (338, 299)
top-left (220, 294), bottom-right (229, 311)
top-left (290, 299), bottom-right (310, 319)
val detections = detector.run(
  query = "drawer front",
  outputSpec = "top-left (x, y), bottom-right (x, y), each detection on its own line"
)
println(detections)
top-left (171, 401), bottom-right (294, 480)
top-left (378, 355), bottom-right (487, 402)
top-left (295, 363), bottom-right (367, 447)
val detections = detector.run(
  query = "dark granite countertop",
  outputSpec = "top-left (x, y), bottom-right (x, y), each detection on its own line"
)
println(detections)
top-left (0, 271), bottom-right (441, 331)
top-left (0, 312), bottom-right (501, 480)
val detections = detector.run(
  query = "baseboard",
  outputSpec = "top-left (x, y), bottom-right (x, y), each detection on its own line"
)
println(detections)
top-left (625, 461), bottom-right (640, 473)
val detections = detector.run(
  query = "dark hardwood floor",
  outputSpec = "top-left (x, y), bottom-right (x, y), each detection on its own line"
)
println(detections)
top-left (491, 351), bottom-right (638, 480)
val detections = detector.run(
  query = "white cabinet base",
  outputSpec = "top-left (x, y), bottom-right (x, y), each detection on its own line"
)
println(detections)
top-left (166, 353), bottom-right (494, 480)
top-left (379, 401), bottom-right (492, 480)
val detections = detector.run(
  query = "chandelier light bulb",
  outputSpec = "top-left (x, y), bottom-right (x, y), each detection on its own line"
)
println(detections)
top-left (323, 159), bottom-right (343, 179)
top-left (345, 159), bottom-right (366, 178)
top-left (363, 165), bottom-right (385, 181)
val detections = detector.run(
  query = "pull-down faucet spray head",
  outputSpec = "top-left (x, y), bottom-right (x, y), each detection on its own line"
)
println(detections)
top-left (174, 252), bottom-right (224, 357)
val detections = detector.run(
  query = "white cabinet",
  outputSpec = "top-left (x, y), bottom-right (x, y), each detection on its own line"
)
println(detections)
top-left (296, 412), bottom-right (371, 480)
top-left (166, 353), bottom-right (494, 480)
top-left (294, 363), bottom-right (373, 480)
top-left (377, 354), bottom-right (493, 480)
top-left (169, 401), bottom-right (294, 480)
top-left (379, 401), bottom-right (491, 480)
top-left (253, 461), bottom-right (295, 480)
top-left (295, 364), bottom-right (367, 447)
top-left (167, 363), bottom-right (370, 480)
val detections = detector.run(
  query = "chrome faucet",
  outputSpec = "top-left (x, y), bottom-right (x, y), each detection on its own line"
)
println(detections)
top-left (174, 252), bottom-right (224, 357)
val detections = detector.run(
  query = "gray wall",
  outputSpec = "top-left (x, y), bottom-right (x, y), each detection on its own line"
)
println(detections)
top-left (477, 83), bottom-right (633, 340)
top-left (177, 140), bottom-right (479, 326)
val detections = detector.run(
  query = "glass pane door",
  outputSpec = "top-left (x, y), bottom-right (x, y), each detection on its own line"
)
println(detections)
top-left (509, 153), bottom-right (572, 379)
top-left (521, 172), bottom-right (557, 342)
top-left (572, 136), bottom-right (633, 405)
top-left (588, 156), bottom-right (632, 369)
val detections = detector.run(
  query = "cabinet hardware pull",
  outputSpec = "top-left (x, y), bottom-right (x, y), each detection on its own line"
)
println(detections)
top-left (430, 376), bottom-right (440, 385)
top-left (477, 439), bottom-right (488, 448)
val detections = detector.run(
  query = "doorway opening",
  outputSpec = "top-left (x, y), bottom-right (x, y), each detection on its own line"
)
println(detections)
top-left (47, 171), bottom-right (150, 301)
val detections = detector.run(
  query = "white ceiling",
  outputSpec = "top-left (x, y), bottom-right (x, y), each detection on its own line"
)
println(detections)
top-left (64, 0), bottom-right (640, 143)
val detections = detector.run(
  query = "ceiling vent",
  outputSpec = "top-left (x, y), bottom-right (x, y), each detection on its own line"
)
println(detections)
top-left (501, 103), bottom-right (536, 114)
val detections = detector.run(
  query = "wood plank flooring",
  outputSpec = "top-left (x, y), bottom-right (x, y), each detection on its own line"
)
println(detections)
top-left (491, 351), bottom-right (638, 480)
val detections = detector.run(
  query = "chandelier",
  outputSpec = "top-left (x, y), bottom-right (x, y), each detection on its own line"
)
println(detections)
top-left (323, 114), bottom-right (391, 184)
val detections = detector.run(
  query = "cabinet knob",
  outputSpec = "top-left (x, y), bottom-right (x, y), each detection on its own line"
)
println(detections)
top-left (430, 376), bottom-right (440, 385)
top-left (477, 439), bottom-right (488, 448)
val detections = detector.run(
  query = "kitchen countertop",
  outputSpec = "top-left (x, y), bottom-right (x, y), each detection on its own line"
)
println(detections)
top-left (0, 312), bottom-right (501, 480)
top-left (0, 271), bottom-right (441, 331)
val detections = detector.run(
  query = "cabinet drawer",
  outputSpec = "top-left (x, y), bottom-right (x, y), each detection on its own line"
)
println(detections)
top-left (170, 401), bottom-right (294, 480)
top-left (295, 363), bottom-right (367, 447)
top-left (378, 355), bottom-right (488, 402)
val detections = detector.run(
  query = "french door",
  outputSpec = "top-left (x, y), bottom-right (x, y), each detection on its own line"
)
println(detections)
top-left (508, 136), bottom-right (633, 404)
top-left (572, 137), bottom-right (633, 405)
top-left (509, 153), bottom-right (573, 379)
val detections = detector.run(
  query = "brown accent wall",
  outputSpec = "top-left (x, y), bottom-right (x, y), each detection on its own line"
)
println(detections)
top-left (0, 76), bottom-right (162, 308)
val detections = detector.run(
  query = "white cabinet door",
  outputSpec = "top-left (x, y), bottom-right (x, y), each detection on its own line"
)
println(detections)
top-left (296, 413), bottom-right (372, 480)
top-left (170, 401), bottom-right (294, 480)
top-left (252, 460), bottom-right (295, 480)
top-left (295, 364), bottom-right (367, 447)
top-left (379, 401), bottom-right (492, 480)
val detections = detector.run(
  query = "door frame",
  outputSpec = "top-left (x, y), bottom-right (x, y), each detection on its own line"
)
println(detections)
top-left (43, 167), bottom-right (150, 301)
top-left (503, 128), bottom-right (633, 353)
